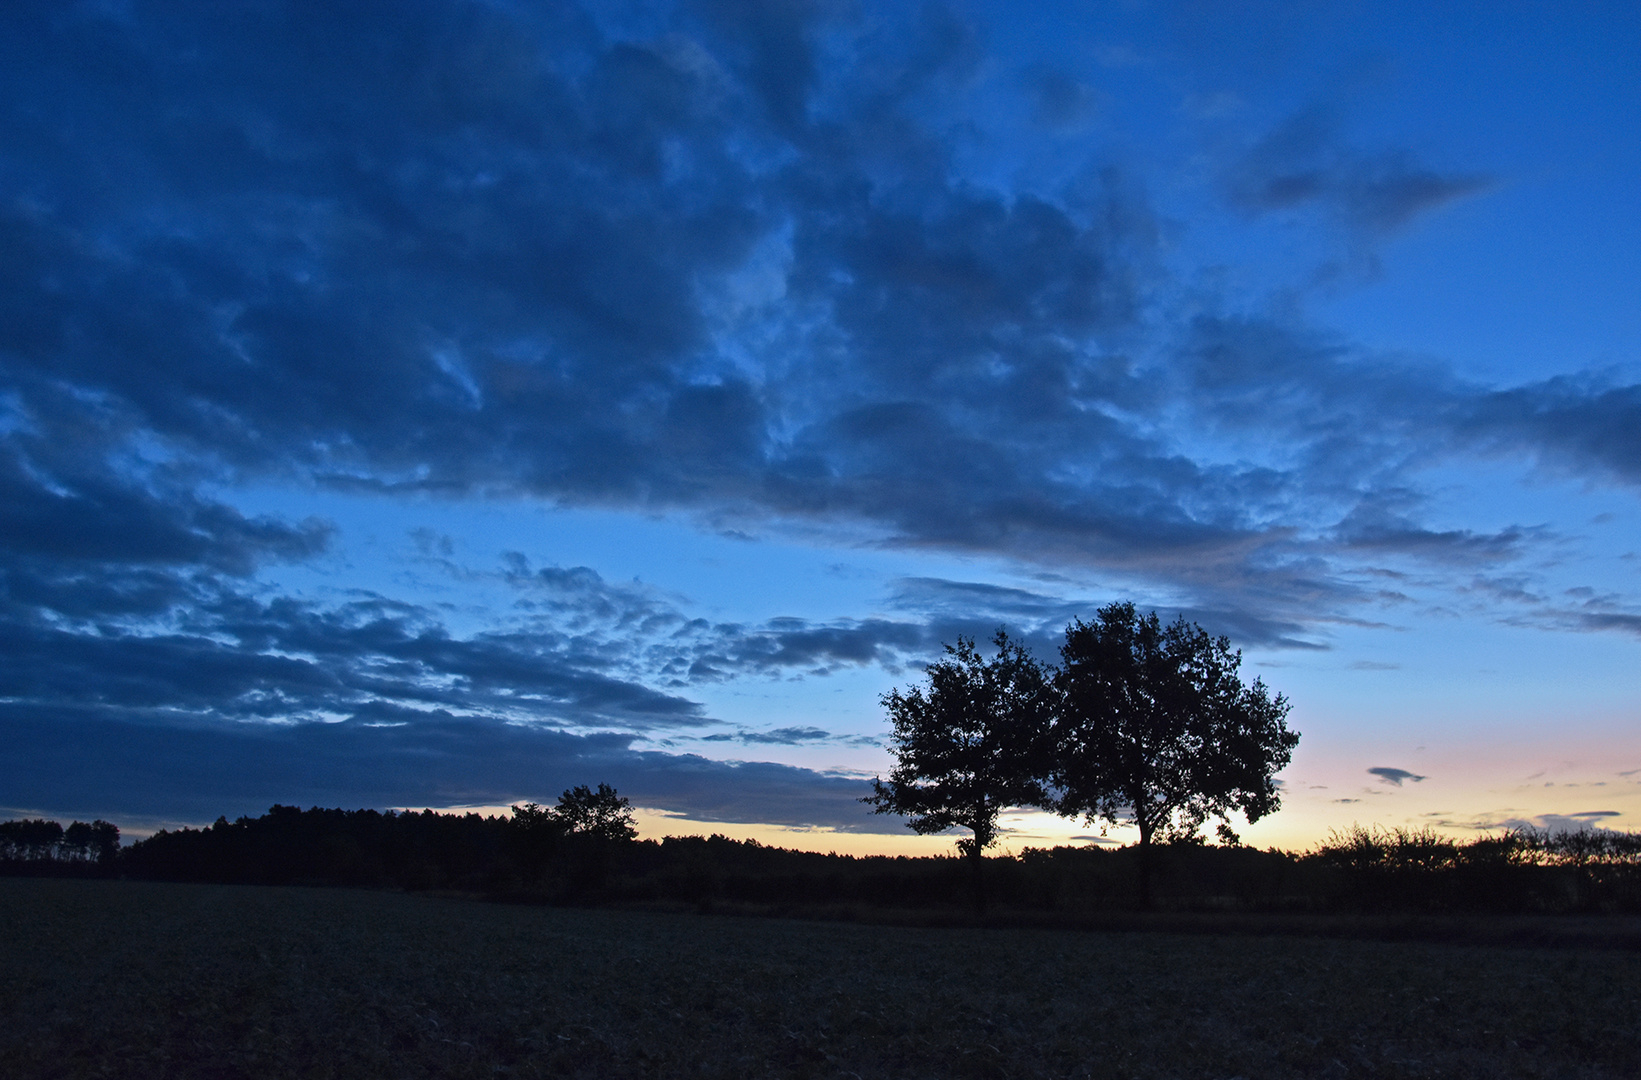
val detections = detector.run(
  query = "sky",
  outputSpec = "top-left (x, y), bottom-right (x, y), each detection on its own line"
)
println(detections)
top-left (2, 0), bottom-right (1638, 853)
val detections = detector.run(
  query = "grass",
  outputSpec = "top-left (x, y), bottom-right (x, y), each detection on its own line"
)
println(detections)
top-left (3, 879), bottom-right (1638, 1079)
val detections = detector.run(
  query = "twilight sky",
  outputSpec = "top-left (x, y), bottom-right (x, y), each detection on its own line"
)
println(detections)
top-left (3, 0), bottom-right (1638, 851)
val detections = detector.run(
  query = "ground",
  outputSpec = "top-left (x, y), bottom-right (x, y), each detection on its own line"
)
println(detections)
top-left (2, 878), bottom-right (1637, 1078)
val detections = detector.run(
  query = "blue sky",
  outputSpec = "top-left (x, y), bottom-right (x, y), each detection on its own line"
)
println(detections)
top-left (2, 0), bottom-right (1637, 850)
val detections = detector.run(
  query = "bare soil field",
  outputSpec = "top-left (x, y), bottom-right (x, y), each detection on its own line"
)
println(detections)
top-left (2, 878), bottom-right (1638, 1079)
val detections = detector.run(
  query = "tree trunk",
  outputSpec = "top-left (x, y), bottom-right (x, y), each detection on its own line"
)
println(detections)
top-left (968, 837), bottom-right (987, 915)
top-left (1135, 817), bottom-right (1155, 911)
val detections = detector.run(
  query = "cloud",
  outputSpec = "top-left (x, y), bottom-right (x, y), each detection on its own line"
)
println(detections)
top-left (0, 586), bottom-right (707, 731)
top-left (679, 618), bottom-right (934, 680)
top-left (1025, 67), bottom-right (1098, 129)
top-left (886, 577), bottom-right (1328, 652)
top-left (1475, 585), bottom-right (1641, 641)
top-left (0, 433), bottom-right (334, 623)
top-left (1332, 507), bottom-right (1533, 566)
top-left (0, 706), bottom-right (897, 831)
top-left (1487, 811), bottom-right (1626, 835)
top-left (500, 553), bottom-right (948, 679)
top-left (702, 726), bottom-right (835, 745)
top-left (0, 451), bottom-right (331, 575)
top-left (1224, 107), bottom-right (1491, 235)
top-left (1466, 377), bottom-right (1641, 488)
top-left (1368, 767), bottom-right (1426, 786)
top-left (888, 577), bottom-right (1086, 621)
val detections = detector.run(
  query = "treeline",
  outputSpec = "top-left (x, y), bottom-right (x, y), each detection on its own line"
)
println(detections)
top-left (122, 806), bottom-right (512, 891)
top-left (7, 806), bottom-right (1641, 915)
top-left (1312, 824), bottom-right (1641, 914)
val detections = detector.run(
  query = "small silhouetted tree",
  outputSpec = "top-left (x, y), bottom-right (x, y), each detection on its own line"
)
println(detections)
top-left (89, 820), bottom-right (121, 869)
top-left (551, 783), bottom-right (637, 896)
top-left (1052, 603), bottom-right (1298, 908)
top-left (553, 783), bottom-right (638, 842)
top-left (62, 821), bottom-right (94, 862)
top-left (864, 630), bottom-right (1054, 912)
top-left (508, 801), bottom-right (568, 891)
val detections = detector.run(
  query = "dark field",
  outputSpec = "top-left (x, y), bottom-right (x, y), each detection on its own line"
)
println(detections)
top-left (3, 880), bottom-right (1638, 1079)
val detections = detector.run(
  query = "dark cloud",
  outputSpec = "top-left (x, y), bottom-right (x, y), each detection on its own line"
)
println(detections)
top-left (888, 577), bottom-right (1086, 623)
top-left (1026, 68), bottom-right (1098, 129)
top-left (885, 577), bottom-right (1328, 653)
top-left (1368, 767), bottom-right (1426, 786)
top-left (1225, 107), bottom-right (1491, 234)
top-left (0, 706), bottom-right (893, 831)
top-left (678, 618), bottom-right (932, 680)
top-left (0, 451), bottom-right (330, 574)
top-left (1466, 377), bottom-right (1641, 487)
top-left (702, 726), bottom-right (835, 745)
top-left (1332, 506), bottom-right (1533, 565)
top-left (1578, 611), bottom-right (1641, 637)
top-left (1489, 812), bottom-right (1628, 835)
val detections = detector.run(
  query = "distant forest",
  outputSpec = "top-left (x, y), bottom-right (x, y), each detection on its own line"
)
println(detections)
top-left (6, 799), bottom-right (1641, 915)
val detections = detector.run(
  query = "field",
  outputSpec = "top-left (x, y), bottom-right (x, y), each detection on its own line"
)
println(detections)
top-left (2, 879), bottom-right (1638, 1079)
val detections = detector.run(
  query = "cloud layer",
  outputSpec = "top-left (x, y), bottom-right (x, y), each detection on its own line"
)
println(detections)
top-left (1, 1), bottom-right (1636, 823)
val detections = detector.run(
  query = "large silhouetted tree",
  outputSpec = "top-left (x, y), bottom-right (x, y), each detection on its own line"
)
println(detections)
top-left (1052, 602), bottom-right (1298, 908)
top-left (864, 630), bottom-right (1054, 911)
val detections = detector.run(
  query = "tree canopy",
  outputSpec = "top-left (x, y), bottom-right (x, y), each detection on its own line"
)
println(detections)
top-left (863, 630), bottom-right (1055, 882)
top-left (1051, 601), bottom-right (1298, 903)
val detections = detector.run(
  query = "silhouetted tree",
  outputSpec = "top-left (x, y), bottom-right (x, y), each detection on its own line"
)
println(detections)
top-left (62, 821), bottom-right (94, 862)
top-left (553, 784), bottom-right (638, 842)
top-left (507, 800), bottom-right (568, 891)
top-left (864, 630), bottom-right (1055, 911)
top-left (1052, 602), bottom-right (1298, 908)
top-left (89, 820), bottom-right (121, 867)
top-left (550, 784), bottom-right (637, 896)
